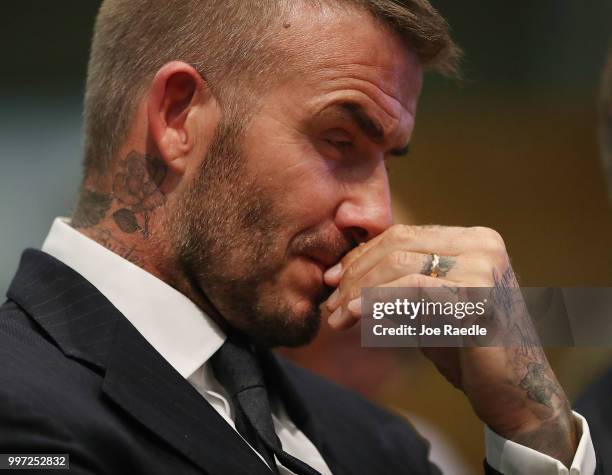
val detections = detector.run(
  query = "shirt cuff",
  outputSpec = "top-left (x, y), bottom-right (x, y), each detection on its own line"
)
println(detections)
top-left (485, 411), bottom-right (596, 474)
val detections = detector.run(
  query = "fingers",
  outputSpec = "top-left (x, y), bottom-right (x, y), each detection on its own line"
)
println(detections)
top-left (324, 224), bottom-right (505, 289)
top-left (326, 252), bottom-right (493, 315)
top-left (324, 224), bottom-right (510, 331)
top-left (324, 226), bottom-right (463, 309)
top-left (324, 238), bottom-right (381, 287)
top-left (327, 273), bottom-right (456, 330)
top-left (326, 250), bottom-right (430, 311)
top-left (325, 236), bottom-right (418, 291)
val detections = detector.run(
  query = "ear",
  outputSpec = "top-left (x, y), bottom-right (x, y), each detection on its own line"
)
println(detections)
top-left (147, 61), bottom-right (214, 175)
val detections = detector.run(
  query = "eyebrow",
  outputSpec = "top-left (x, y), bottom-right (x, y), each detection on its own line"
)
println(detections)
top-left (332, 102), bottom-right (411, 157)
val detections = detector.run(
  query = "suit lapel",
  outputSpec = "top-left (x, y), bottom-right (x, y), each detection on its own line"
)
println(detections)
top-left (103, 316), bottom-right (272, 475)
top-left (7, 250), bottom-right (272, 475)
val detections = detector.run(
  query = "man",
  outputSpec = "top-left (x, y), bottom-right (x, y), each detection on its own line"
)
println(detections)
top-left (574, 45), bottom-right (612, 473)
top-left (0, 0), bottom-right (597, 473)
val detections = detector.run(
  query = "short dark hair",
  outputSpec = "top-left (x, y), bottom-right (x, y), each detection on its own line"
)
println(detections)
top-left (83, 0), bottom-right (461, 178)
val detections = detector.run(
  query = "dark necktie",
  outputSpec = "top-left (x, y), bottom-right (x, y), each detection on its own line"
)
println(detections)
top-left (211, 333), bottom-right (322, 475)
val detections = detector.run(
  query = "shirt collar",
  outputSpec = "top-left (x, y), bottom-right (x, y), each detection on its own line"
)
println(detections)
top-left (42, 217), bottom-right (226, 379)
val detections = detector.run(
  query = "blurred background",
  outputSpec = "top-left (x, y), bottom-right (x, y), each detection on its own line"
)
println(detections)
top-left (2, 1), bottom-right (612, 472)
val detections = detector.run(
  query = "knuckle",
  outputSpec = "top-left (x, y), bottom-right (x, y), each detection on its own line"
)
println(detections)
top-left (340, 253), bottom-right (354, 270)
top-left (471, 226), bottom-right (506, 253)
top-left (474, 258), bottom-right (493, 277)
top-left (472, 258), bottom-right (496, 285)
top-left (348, 287), bottom-right (361, 301)
top-left (386, 224), bottom-right (413, 244)
top-left (337, 280), bottom-right (349, 297)
top-left (483, 250), bottom-right (509, 274)
top-left (389, 250), bottom-right (412, 268)
top-left (342, 262), bottom-right (358, 281)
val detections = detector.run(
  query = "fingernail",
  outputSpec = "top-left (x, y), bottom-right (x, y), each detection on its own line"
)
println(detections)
top-left (327, 289), bottom-right (340, 309)
top-left (347, 298), bottom-right (361, 315)
top-left (324, 262), bottom-right (342, 281)
top-left (328, 307), bottom-right (343, 327)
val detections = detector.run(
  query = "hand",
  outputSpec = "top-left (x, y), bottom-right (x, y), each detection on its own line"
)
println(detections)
top-left (323, 224), bottom-right (578, 467)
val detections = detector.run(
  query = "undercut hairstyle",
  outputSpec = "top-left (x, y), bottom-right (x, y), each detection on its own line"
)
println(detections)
top-left (83, 0), bottom-right (461, 178)
top-left (600, 45), bottom-right (612, 201)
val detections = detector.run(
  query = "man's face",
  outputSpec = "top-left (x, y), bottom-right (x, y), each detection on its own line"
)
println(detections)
top-left (172, 7), bottom-right (423, 347)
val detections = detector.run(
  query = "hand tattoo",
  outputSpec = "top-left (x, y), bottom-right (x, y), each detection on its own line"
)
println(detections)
top-left (491, 266), bottom-right (518, 318)
top-left (442, 285), bottom-right (460, 295)
top-left (421, 255), bottom-right (456, 277)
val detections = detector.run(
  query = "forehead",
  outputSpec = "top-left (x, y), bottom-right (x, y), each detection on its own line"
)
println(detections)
top-left (279, 4), bottom-right (423, 117)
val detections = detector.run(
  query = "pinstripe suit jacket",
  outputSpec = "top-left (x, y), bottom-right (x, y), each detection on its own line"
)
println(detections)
top-left (0, 249), bottom-right (452, 474)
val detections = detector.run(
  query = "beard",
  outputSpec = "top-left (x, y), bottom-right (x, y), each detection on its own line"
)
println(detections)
top-left (168, 115), bottom-right (349, 348)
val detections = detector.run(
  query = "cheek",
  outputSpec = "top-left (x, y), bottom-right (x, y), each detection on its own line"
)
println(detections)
top-left (242, 117), bottom-right (352, 226)
top-left (250, 144), bottom-right (342, 214)
top-left (278, 162), bottom-right (341, 221)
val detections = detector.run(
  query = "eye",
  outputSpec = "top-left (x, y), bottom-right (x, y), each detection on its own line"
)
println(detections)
top-left (325, 139), bottom-right (354, 150)
top-left (323, 129), bottom-right (354, 152)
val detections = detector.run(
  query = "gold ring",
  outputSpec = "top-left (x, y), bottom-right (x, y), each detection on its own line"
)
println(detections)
top-left (429, 253), bottom-right (441, 278)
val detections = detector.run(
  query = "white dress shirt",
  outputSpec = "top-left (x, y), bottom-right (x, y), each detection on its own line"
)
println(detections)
top-left (42, 218), bottom-right (595, 474)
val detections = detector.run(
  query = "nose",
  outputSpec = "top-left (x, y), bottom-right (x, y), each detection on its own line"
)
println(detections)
top-left (333, 162), bottom-right (393, 244)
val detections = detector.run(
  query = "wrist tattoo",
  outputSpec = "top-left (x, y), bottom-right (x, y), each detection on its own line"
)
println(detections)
top-left (491, 266), bottom-right (518, 317)
top-left (519, 362), bottom-right (560, 408)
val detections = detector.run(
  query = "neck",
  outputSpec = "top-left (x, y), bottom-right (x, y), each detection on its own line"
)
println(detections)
top-left (72, 150), bottom-right (168, 272)
top-left (72, 151), bottom-right (233, 334)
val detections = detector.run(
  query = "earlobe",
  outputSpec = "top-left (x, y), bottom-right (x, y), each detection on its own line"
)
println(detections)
top-left (147, 61), bottom-right (206, 175)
